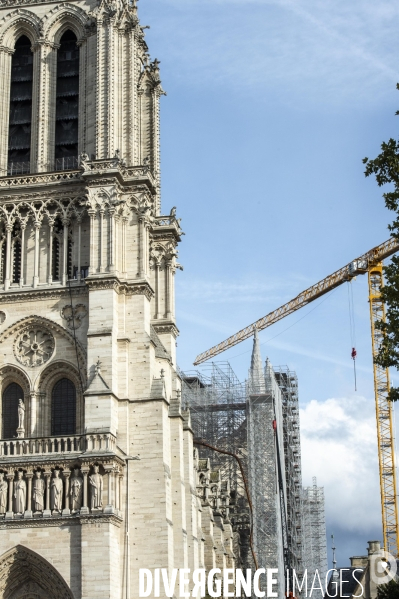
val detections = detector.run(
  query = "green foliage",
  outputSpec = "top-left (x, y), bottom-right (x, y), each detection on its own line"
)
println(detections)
top-left (377, 579), bottom-right (399, 599)
top-left (364, 88), bottom-right (399, 401)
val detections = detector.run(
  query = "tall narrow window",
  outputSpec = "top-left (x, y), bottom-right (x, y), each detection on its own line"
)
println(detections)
top-left (0, 226), bottom-right (6, 283)
top-left (51, 378), bottom-right (76, 435)
top-left (55, 31), bottom-right (79, 171)
top-left (12, 222), bottom-right (21, 284)
top-left (67, 231), bottom-right (73, 280)
top-left (8, 36), bottom-right (33, 175)
top-left (2, 383), bottom-right (23, 439)
top-left (52, 218), bottom-right (62, 281)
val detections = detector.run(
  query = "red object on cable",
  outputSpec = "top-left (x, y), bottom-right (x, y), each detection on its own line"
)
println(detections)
top-left (351, 347), bottom-right (357, 360)
top-left (272, 420), bottom-right (277, 431)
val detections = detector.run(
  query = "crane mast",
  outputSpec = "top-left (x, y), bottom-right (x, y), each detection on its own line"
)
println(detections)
top-left (369, 263), bottom-right (399, 556)
top-left (194, 238), bottom-right (399, 556)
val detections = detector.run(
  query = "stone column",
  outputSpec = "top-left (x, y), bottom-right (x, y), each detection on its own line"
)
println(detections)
top-left (48, 220), bottom-right (54, 284)
top-left (81, 468), bottom-right (89, 515)
top-left (122, 216), bottom-right (128, 277)
top-left (29, 392), bottom-right (37, 436)
top-left (104, 467), bottom-right (115, 514)
top-left (43, 472), bottom-right (51, 517)
top-left (25, 472), bottom-right (33, 518)
top-left (114, 215), bottom-right (119, 274)
top-left (63, 471), bottom-right (71, 516)
top-left (165, 260), bottom-right (172, 319)
top-left (109, 208), bottom-right (115, 271)
top-left (33, 221), bottom-right (40, 288)
top-left (119, 473), bottom-right (123, 512)
top-left (88, 210), bottom-right (96, 275)
top-left (31, 41), bottom-right (58, 172)
top-left (154, 262), bottom-right (160, 319)
top-left (78, 39), bottom-right (87, 154)
top-left (20, 224), bottom-right (25, 287)
top-left (0, 47), bottom-right (13, 176)
top-left (171, 264), bottom-right (176, 320)
top-left (77, 218), bottom-right (82, 281)
top-left (6, 473), bottom-right (13, 519)
top-left (4, 224), bottom-right (12, 291)
top-left (137, 216), bottom-right (143, 277)
top-left (62, 219), bottom-right (69, 285)
top-left (99, 209), bottom-right (104, 272)
top-left (115, 471), bottom-right (120, 511)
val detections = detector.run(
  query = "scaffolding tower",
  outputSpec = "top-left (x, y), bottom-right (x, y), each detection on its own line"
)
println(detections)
top-left (181, 362), bottom-right (252, 568)
top-left (275, 367), bottom-right (303, 575)
top-left (181, 353), bottom-right (325, 595)
top-left (302, 477), bottom-right (328, 598)
top-left (247, 357), bottom-right (286, 597)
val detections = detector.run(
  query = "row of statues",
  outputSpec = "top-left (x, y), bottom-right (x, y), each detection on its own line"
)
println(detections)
top-left (0, 466), bottom-right (104, 515)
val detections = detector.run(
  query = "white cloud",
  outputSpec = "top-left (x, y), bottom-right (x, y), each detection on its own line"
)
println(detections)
top-left (300, 395), bottom-right (381, 532)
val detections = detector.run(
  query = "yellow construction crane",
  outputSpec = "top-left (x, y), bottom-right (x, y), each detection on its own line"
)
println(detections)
top-left (194, 237), bottom-right (399, 556)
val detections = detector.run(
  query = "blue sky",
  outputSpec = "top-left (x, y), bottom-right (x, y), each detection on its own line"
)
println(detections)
top-left (139, 0), bottom-right (399, 570)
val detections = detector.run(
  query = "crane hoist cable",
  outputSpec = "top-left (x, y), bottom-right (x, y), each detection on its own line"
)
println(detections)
top-left (347, 281), bottom-right (357, 391)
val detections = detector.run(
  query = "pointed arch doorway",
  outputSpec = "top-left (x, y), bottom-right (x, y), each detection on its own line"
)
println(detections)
top-left (0, 545), bottom-right (74, 599)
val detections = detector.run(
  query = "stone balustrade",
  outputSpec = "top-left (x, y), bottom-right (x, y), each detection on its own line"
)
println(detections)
top-left (0, 432), bottom-right (116, 457)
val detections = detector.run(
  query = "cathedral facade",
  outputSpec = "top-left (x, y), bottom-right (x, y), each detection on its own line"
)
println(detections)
top-left (0, 0), bottom-right (235, 596)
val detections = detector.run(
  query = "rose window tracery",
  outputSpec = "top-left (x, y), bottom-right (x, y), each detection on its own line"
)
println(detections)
top-left (14, 328), bottom-right (55, 367)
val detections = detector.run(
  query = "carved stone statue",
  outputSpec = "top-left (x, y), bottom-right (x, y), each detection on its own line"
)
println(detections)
top-left (17, 399), bottom-right (25, 429)
top-left (0, 473), bottom-right (7, 514)
top-left (50, 470), bottom-right (63, 513)
top-left (89, 465), bottom-right (103, 510)
top-left (70, 469), bottom-right (83, 512)
top-left (14, 471), bottom-right (26, 514)
top-left (32, 471), bottom-right (45, 512)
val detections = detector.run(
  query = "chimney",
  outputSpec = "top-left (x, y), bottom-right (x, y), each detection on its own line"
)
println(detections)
top-left (367, 541), bottom-right (381, 556)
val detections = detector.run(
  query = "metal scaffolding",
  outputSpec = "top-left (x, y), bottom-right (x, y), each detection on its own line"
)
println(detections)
top-left (181, 353), bottom-right (326, 595)
top-left (181, 362), bottom-right (252, 569)
top-left (275, 367), bottom-right (303, 575)
top-left (302, 477), bottom-right (328, 598)
top-left (247, 355), bottom-right (286, 598)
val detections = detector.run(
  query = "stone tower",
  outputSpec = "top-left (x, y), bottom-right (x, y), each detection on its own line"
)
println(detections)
top-left (0, 0), bottom-right (225, 597)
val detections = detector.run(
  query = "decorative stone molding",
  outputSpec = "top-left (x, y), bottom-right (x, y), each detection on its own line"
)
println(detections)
top-left (61, 303), bottom-right (87, 330)
top-left (152, 322), bottom-right (180, 338)
top-left (0, 454), bottom-right (123, 530)
top-left (150, 241), bottom-right (177, 267)
top-left (85, 277), bottom-right (154, 300)
top-left (14, 327), bottom-right (55, 368)
top-left (0, 365), bottom-right (31, 397)
top-left (40, 3), bottom-right (91, 43)
top-left (0, 315), bottom-right (86, 367)
top-left (0, 196), bottom-right (86, 230)
top-left (0, 171), bottom-right (81, 188)
top-left (38, 359), bottom-right (82, 388)
top-left (0, 545), bottom-right (74, 598)
top-left (0, 285), bottom-right (87, 304)
top-left (0, 8), bottom-right (41, 47)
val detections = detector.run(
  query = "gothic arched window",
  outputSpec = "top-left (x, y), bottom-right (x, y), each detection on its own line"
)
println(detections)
top-left (51, 378), bottom-right (76, 435)
top-left (12, 222), bottom-right (22, 284)
top-left (55, 30), bottom-right (79, 171)
top-left (52, 217), bottom-right (62, 281)
top-left (8, 36), bottom-right (33, 175)
top-left (0, 226), bottom-right (6, 284)
top-left (2, 382), bottom-right (23, 439)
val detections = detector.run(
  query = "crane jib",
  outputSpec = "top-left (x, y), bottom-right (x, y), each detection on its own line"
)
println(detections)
top-left (193, 238), bottom-right (399, 366)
